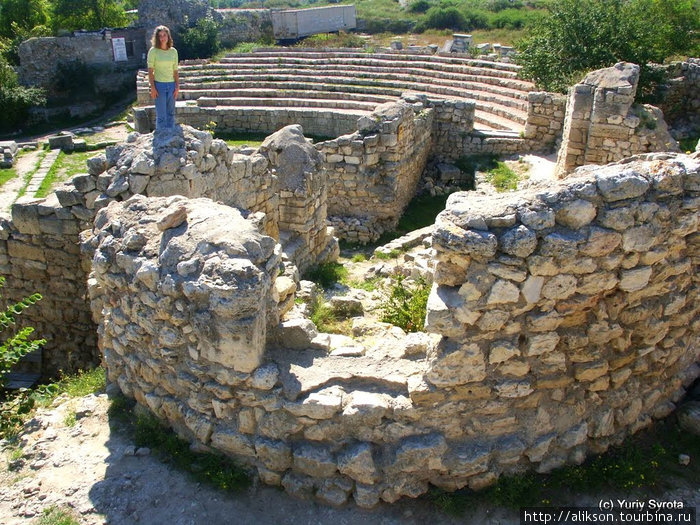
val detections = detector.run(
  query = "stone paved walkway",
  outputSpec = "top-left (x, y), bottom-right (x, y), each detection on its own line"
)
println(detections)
top-left (24, 148), bottom-right (60, 197)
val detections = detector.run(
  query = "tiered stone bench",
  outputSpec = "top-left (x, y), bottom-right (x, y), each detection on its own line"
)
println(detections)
top-left (136, 48), bottom-right (536, 134)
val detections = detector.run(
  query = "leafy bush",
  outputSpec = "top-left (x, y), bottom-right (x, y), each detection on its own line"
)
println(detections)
top-left (0, 56), bottom-right (45, 134)
top-left (379, 274), bottom-right (430, 332)
top-left (408, 0), bottom-right (432, 13)
top-left (362, 18), bottom-right (416, 35)
top-left (416, 6), bottom-right (468, 31)
top-left (517, 0), bottom-right (700, 94)
top-left (179, 17), bottom-right (221, 60)
top-left (488, 8), bottom-right (544, 30)
top-left (0, 276), bottom-right (44, 387)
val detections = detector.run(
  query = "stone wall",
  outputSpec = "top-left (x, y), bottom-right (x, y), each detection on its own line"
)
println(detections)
top-left (89, 153), bottom-right (699, 508)
top-left (317, 100), bottom-right (433, 243)
top-left (523, 91), bottom-right (567, 146)
top-left (258, 125), bottom-right (338, 273)
top-left (18, 29), bottom-right (147, 97)
top-left (134, 105), bottom-right (361, 142)
top-left (138, 0), bottom-right (211, 42)
top-left (657, 59), bottom-right (700, 138)
top-left (555, 62), bottom-right (679, 177)
top-left (0, 125), bottom-right (291, 377)
top-left (0, 198), bottom-right (97, 378)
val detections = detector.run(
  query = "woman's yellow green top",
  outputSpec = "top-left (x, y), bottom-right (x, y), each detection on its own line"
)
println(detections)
top-left (147, 47), bottom-right (178, 82)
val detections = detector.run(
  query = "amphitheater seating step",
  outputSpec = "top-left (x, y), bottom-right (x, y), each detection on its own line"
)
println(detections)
top-left (137, 48), bottom-right (536, 133)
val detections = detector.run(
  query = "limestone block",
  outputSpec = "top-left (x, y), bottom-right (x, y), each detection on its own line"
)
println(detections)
top-left (258, 410), bottom-right (304, 440)
top-left (495, 380), bottom-right (533, 398)
top-left (541, 274), bottom-right (577, 300)
top-left (525, 433), bottom-right (556, 463)
top-left (293, 443), bottom-right (337, 477)
top-left (525, 333), bottom-right (560, 357)
top-left (426, 342), bottom-right (486, 387)
top-left (443, 443), bottom-right (490, 477)
top-left (574, 360), bottom-right (609, 382)
top-left (596, 169), bottom-right (649, 201)
top-left (487, 279), bottom-right (520, 304)
top-left (281, 472), bottom-right (315, 499)
top-left (251, 363), bottom-right (279, 390)
top-left (393, 433), bottom-right (447, 473)
top-left (622, 225), bottom-right (656, 252)
top-left (555, 199), bottom-right (597, 228)
top-left (559, 423), bottom-right (588, 449)
top-left (487, 263), bottom-right (527, 283)
top-left (255, 437), bottom-right (292, 471)
top-left (286, 388), bottom-right (343, 420)
top-left (539, 231), bottom-right (583, 259)
top-left (211, 426), bottom-right (255, 458)
top-left (521, 276), bottom-right (545, 303)
top-left (277, 318), bottom-right (319, 349)
top-left (338, 443), bottom-right (379, 484)
top-left (477, 310), bottom-right (509, 332)
top-left (581, 227), bottom-right (622, 257)
top-left (316, 478), bottom-right (351, 506)
top-left (342, 391), bottom-right (389, 422)
top-left (354, 483), bottom-right (381, 508)
top-left (519, 208), bottom-right (555, 230)
top-left (489, 340), bottom-right (519, 364)
top-left (619, 266), bottom-right (653, 292)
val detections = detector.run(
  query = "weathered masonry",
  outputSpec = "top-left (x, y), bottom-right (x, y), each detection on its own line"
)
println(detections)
top-left (0, 58), bottom-right (697, 507)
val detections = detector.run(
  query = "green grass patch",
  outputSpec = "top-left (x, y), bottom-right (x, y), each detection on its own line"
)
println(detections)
top-left (53, 367), bottom-right (106, 398)
top-left (346, 275), bottom-right (383, 293)
top-left (309, 298), bottom-right (353, 335)
top-left (212, 130), bottom-right (269, 148)
top-left (351, 253), bottom-right (367, 263)
top-left (485, 161), bottom-right (520, 192)
top-left (298, 31), bottom-right (366, 48)
top-left (35, 151), bottom-right (95, 198)
top-left (34, 506), bottom-right (80, 525)
top-left (15, 150), bottom-right (46, 200)
top-left (374, 249), bottom-right (402, 260)
top-left (305, 262), bottom-right (348, 289)
top-left (0, 166), bottom-right (17, 187)
top-left (109, 396), bottom-right (251, 492)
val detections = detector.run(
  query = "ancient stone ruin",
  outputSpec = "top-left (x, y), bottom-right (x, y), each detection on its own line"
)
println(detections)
top-left (0, 56), bottom-right (698, 507)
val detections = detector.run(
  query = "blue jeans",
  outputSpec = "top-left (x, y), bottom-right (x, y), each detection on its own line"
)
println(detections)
top-left (154, 81), bottom-right (176, 129)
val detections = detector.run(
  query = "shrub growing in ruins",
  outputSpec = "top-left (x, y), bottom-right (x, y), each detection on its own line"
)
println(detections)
top-left (0, 277), bottom-right (44, 388)
top-left (379, 274), bottom-right (430, 332)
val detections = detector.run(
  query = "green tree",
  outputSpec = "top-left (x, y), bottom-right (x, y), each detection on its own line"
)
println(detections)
top-left (0, 55), bottom-right (46, 133)
top-left (0, 0), bottom-right (50, 38)
top-left (51, 0), bottom-right (128, 32)
top-left (178, 17), bottom-right (220, 60)
top-left (517, 0), bottom-right (700, 93)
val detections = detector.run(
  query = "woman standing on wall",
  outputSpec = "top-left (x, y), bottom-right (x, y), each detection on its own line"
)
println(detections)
top-left (147, 25), bottom-right (179, 130)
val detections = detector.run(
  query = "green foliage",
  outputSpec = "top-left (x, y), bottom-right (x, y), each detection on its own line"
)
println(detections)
top-left (408, 0), bottom-right (432, 13)
top-left (488, 7), bottom-right (543, 30)
top-left (416, 6), bottom-right (469, 31)
top-left (0, 0), bottom-right (50, 39)
top-left (374, 249), bottom-right (401, 260)
top-left (379, 274), bottom-right (430, 332)
top-left (485, 161), bottom-right (519, 191)
top-left (306, 262), bottom-right (348, 289)
top-left (179, 17), bottom-right (221, 60)
top-left (517, 0), bottom-right (700, 93)
top-left (0, 277), bottom-right (44, 388)
top-left (679, 136), bottom-right (699, 153)
top-left (54, 367), bottom-right (105, 397)
top-left (63, 408), bottom-right (76, 427)
top-left (35, 506), bottom-right (80, 525)
top-left (0, 55), bottom-right (46, 134)
top-left (351, 253), bottom-right (367, 263)
top-left (51, 0), bottom-right (127, 32)
top-left (363, 18), bottom-right (416, 35)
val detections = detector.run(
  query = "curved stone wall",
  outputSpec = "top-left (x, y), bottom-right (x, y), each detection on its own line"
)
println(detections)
top-left (89, 152), bottom-right (699, 507)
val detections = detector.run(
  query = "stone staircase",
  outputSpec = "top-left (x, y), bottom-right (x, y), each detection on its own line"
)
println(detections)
top-left (136, 48), bottom-right (536, 133)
